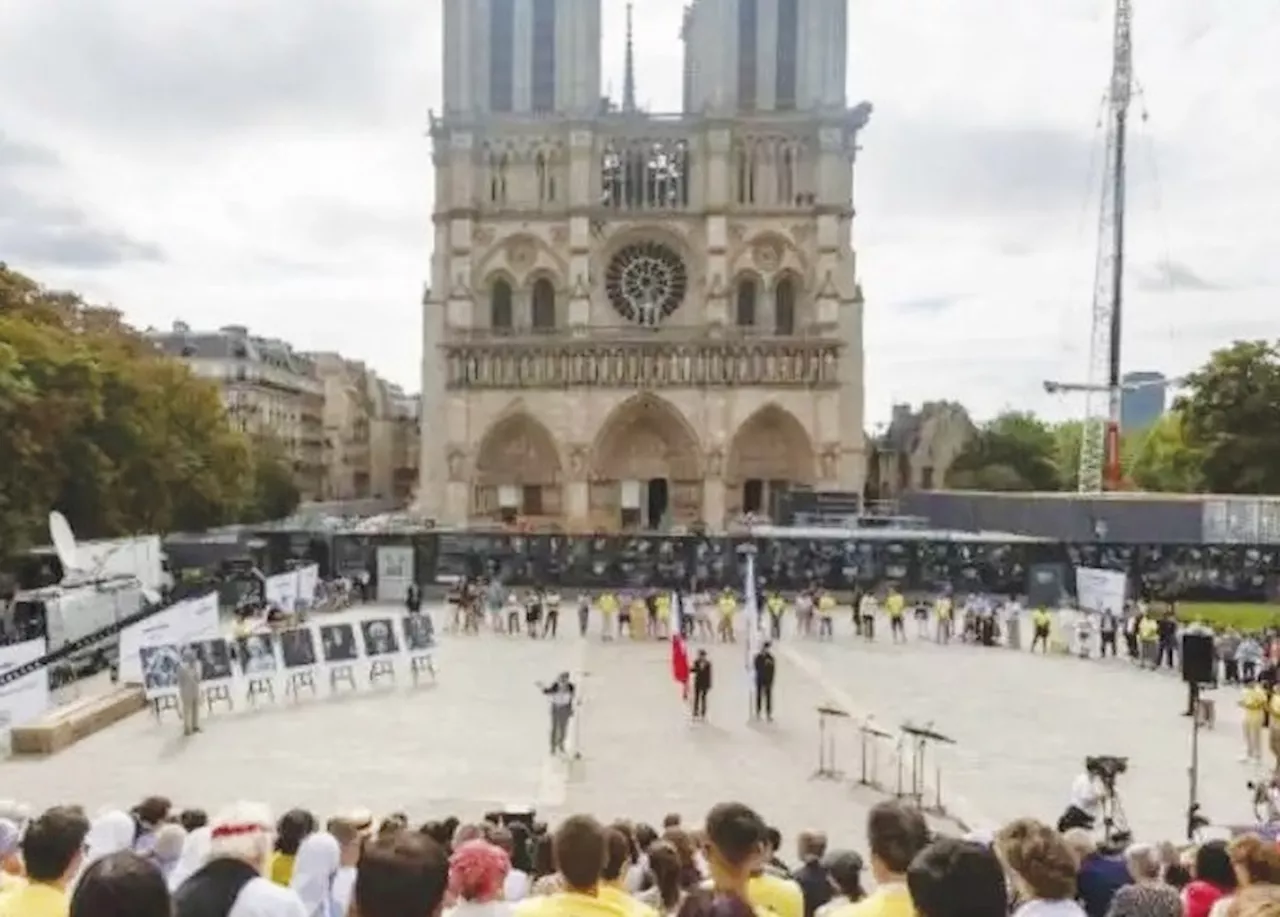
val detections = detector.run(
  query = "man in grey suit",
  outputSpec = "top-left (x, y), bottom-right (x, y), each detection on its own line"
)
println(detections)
top-left (178, 647), bottom-right (202, 736)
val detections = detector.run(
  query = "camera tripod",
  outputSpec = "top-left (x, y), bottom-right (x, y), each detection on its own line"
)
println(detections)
top-left (1097, 783), bottom-right (1132, 846)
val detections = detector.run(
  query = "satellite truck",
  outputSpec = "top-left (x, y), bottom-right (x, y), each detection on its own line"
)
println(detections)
top-left (1, 512), bottom-right (168, 686)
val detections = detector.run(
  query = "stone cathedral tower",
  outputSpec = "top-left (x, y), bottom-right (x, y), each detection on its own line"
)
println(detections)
top-left (420, 0), bottom-right (871, 531)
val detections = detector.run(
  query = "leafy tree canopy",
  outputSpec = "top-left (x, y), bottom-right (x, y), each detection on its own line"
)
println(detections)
top-left (0, 263), bottom-right (299, 559)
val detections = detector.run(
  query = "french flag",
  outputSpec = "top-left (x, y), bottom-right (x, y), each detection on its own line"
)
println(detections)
top-left (670, 592), bottom-right (690, 700)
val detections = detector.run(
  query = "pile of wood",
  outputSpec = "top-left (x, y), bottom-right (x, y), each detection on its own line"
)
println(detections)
top-left (9, 685), bottom-right (147, 756)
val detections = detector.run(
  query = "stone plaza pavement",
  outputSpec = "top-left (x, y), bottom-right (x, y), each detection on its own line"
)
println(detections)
top-left (0, 603), bottom-right (1256, 847)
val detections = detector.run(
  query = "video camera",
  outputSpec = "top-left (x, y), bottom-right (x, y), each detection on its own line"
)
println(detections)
top-left (1086, 755), bottom-right (1129, 786)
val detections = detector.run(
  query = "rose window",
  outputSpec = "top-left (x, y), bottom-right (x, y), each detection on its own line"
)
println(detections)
top-left (605, 241), bottom-right (688, 326)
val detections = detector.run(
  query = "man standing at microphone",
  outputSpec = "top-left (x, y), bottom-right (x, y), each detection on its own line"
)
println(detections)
top-left (691, 649), bottom-right (713, 721)
top-left (753, 642), bottom-right (777, 721)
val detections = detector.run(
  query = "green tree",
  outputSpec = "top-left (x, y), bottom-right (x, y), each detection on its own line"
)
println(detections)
top-left (1128, 410), bottom-right (1201, 492)
top-left (1176, 341), bottom-right (1280, 494)
top-left (244, 436), bottom-right (303, 523)
top-left (0, 264), bottom-right (275, 557)
top-left (946, 411), bottom-right (1062, 491)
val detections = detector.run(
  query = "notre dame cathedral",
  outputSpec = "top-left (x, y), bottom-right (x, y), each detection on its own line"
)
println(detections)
top-left (419, 0), bottom-right (871, 531)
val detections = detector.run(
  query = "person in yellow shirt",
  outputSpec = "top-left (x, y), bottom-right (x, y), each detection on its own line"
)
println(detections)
top-left (655, 593), bottom-right (671, 640)
top-left (699, 802), bottom-right (781, 917)
top-left (269, 809), bottom-right (317, 886)
top-left (1241, 679), bottom-right (1268, 764)
top-left (718, 590), bottom-right (738, 643)
top-left (515, 816), bottom-right (630, 917)
top-left (598, 592), bottom-right (617, 642)
top-left (817, 592), bottom-right (836, 641)
top-left (933, 596), bottom-right (953, 644)
top-left (1030, 607), bottom-right (1053, 654)
top-left (0, 807), bottom-right (90, 917)
top-left (600, 829), bottom-right (658, 917)
top-left (1137, 614), bottom-right (1159, 669)
top-left (766, 593), bottom-right (786, 641)
top-left (884, 590), bottom-right (906, 644)
top-left (749, 829), bottom-right (803, 917)
top-left (827, 802), bottom-right (928, 917)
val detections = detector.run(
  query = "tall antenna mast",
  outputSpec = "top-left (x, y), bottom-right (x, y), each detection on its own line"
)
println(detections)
top-left (1078, 0), bottom-right (1134, 493)
top-left (622, 2), bottom-right (637, 113)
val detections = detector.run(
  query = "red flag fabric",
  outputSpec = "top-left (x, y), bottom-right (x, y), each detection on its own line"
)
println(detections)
top-left (670, 592), bottom-right (690, 699)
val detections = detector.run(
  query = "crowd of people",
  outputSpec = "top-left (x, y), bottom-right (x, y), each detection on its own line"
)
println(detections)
top-left (5, 794), bottom-right (1280, 917)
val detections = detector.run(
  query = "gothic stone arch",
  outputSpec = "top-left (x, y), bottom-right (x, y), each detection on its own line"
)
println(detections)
top-left (472, 411), bottom-right (564, 519)
top-left (726, 403), bottom-right (816, 519)
top-left (588, 393), bottom-right (704, 527)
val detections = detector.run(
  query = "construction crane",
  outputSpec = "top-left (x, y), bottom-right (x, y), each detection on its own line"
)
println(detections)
top-left (1044, 0), bottom-right (1134, 494)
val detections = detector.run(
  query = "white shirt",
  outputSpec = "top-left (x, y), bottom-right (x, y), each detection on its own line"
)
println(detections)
top-left (1069, 773), bottom-right (1103, 816)
top-left (547, 684), bottom-right (575, 708)
top-left (230, 877), bottom-right (308, 917)
top-left (503, 869), bottom-right (531, 902)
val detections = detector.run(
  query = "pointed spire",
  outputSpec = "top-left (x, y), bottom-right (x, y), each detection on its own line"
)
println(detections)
top-left (622, 2), bottom-right (637, 113)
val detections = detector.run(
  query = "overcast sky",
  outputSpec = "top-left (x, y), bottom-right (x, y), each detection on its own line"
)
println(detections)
top-left (1, 0), bottom-right (1275, 426)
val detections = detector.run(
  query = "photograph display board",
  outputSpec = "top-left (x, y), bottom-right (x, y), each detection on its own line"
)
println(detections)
top-left (136, 612), bottom-right (435, 707)
top-left (192, 639), bottom-right (233, 682)
top-left (376, 547), bottom-right (414, 604)
top-left (119, 591), bottom-right (220, 686)
top-left (402, 614), bottom-right (436, 652)
top-left (280, 628), bottom-right (318, 669)
top-left (319, 624), bottom-right (359, 663)
top-left (360, 619), bottom-right (399, 656)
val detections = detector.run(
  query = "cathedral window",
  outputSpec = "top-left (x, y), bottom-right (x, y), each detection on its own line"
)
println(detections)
top-left (777, 144), bottom-right (796, 206)
top-left (775, 276), bottom-right (796, 336)
top-left (737, 0), bottom-right (758, 111)
top-left (489, 0), bottom-right (515, 113)
top-left (736, 278), bottom-right (758, 327)
top-left (491, 279), bottom-right (514, 331)
top-left (530, 0), bottom-right (556, 113)
top-left (536, 152), bottom-right (557, 203)
top-left (736, 144), bottom-right (756, 205)
top-left (775, 0), bottom-right (798, 110)
top-left (490, 152), bottom-right (509, 205)
top-left (531, 278), bottom-right (556, 330)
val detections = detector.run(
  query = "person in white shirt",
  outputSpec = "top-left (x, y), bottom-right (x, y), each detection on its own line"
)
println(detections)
top-left (539, 672), bottom-right (576, 755)
top-left (1057, 764), bottom-right (1105, 832)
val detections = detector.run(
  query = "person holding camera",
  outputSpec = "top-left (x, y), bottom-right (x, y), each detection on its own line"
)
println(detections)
top-left (1058, 759), bottom-right (1109, 832)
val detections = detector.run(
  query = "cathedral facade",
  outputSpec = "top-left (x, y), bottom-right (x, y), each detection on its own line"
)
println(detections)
top-left (420, 0), bottom-right (871, 531)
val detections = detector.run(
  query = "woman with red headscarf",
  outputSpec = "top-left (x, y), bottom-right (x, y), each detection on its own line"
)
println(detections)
top-left (447, 840), bottom-right (513, 917)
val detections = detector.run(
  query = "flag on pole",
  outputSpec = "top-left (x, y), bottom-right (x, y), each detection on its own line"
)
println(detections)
top-left (670, 592), bottom-right (690, 699)
top-left (744, 552), bottom-right (761, 716)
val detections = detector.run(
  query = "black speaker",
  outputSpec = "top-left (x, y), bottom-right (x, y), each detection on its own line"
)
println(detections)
top-left (1181, 633), bottom-right (1216, 685)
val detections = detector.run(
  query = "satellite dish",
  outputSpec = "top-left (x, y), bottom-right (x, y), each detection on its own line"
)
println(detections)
top-left (48, 511), bottom-right (81, 579)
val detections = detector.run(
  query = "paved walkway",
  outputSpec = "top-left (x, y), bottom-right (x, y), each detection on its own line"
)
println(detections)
top-left (0, 603), bottom-right (1255, 848)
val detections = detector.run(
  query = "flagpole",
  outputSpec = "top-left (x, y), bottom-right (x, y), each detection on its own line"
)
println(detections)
top-left (740, 543), bottom-right (759, 723)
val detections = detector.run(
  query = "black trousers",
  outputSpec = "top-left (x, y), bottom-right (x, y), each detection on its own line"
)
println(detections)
top-left (1100, 631), bottom-right (1117, 656)
top-left (754, 681), bottom-right (773, 718)
top-left (693, 686), bottom-right (709, 718)
top-left (1057, 805), bottom-right (1095, 833)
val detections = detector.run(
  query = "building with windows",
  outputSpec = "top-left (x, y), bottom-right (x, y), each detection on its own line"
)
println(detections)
top-left (420, 0), bottom-right (870, 530)
top-left (1120, 371), bottom-right (1167, 431)
top-left (150, 322), bottom-right (327, 498)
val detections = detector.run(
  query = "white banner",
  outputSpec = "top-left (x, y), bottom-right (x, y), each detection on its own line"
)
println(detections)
top-left (265, 571), bottom-right (299, 611)
top-left (118, 592), bottom-right (220, 686)
top-left (0, 640), bottom-right (51, 734)
top-left (295, 565), bottom-right (319, 611)
top-left (377, 547), bottom-right (415, 604)
top-left (1075, 567), bottom-right (1127, 616)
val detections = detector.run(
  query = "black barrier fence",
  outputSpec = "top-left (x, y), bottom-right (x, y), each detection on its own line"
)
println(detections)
top-left (246, 531), bottom-right (1280, 605)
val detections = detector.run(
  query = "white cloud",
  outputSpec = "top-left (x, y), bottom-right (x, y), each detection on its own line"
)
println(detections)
top-left (0, 0), bottom-right (1274, 426)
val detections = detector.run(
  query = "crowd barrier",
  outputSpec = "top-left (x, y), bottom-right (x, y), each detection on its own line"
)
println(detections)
top-left (251, 530), bottom-right (1280, 603)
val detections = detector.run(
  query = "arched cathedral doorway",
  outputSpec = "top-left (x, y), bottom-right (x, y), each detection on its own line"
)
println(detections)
top-left (726, 404), bottom-right (816, 520)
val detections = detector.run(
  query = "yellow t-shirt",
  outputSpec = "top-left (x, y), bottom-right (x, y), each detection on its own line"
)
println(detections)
top-left (599, 594), bottom-right (617, 616)
top-left (885, 594), bottom-right (904, 618)
top-left (516, 890), bottom-right (631, 917)
top-left (1032, 609), bottom-right (1052, 630)
top-left (0, 882), bottom-right (66, 917)
top-left (719, 595), bottom-right (737, 617)
top-left (656, 594), bottom-right (671, 621)
top-left (1242, 685), bottom-right (1268, 723)
top-left (767, 595), bottom-right (785, 616)
top-left (827, 884), bottom-right (914, 917)
top-left (1138, 618), bottom-right (1158, 642)
top-left (818, 595), bottom-right (836, 617)
top-left (600, 884), bottom-right (659, 917)
top-left (268, 851), bottom-right (297, 886)
top-left (748, 874), bottom-right (804, 917)
top-left (935, 598), bottom-right (952, 620)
